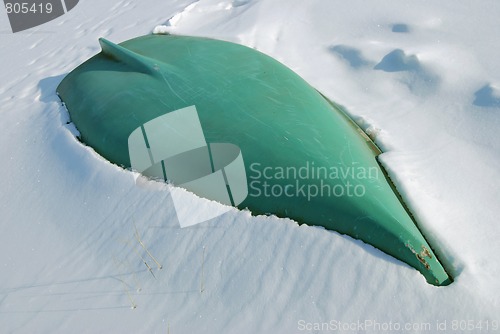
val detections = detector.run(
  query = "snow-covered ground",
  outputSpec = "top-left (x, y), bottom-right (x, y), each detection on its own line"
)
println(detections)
top-left (1, 0), bottom-right (500, 333)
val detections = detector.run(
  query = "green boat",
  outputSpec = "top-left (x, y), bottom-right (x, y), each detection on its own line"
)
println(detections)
top-left (57, 34), bottom-right (452, 286)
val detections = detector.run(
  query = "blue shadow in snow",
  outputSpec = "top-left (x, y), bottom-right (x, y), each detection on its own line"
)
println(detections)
top-left (473, 85), bottom-right (500, 107)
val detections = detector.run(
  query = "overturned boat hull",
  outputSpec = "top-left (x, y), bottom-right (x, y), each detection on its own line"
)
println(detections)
top-left (57, 34), bottom-right (451, 286)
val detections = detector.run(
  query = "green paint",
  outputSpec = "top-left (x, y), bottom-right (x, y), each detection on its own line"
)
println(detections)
top-left (57, 34), bottom-right (451, 286)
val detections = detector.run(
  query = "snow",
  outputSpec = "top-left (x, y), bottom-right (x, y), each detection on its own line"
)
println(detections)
top-left (1, 0), bottom-right (500, 333)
